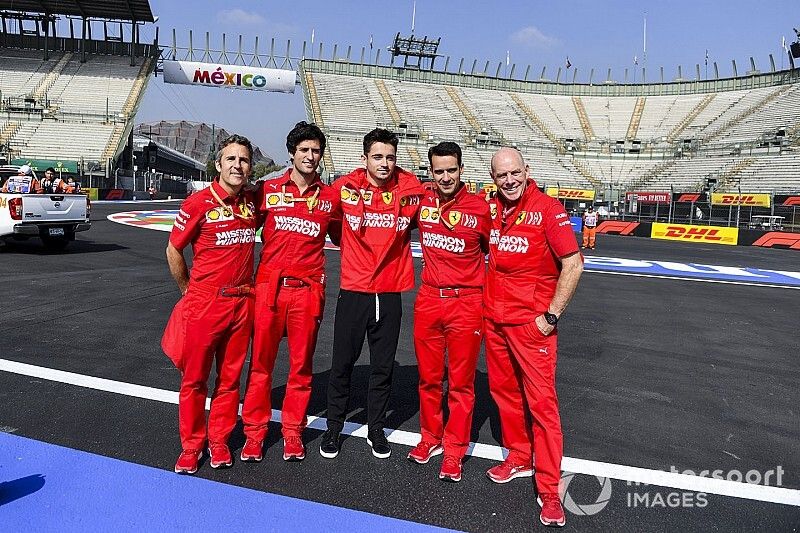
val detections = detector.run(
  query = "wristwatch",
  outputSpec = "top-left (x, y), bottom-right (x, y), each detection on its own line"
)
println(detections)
top-left (543, 312), bottom-right (559, 326)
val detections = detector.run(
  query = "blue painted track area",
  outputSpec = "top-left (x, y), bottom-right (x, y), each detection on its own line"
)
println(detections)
top-left (0, 433), bottom-right (452, 532)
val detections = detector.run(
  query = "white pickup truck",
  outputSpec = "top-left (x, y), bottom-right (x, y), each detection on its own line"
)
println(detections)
top-left (0, 166), bottom-right (91, 251)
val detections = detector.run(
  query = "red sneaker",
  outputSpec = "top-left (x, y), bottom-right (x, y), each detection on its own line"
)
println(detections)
top-left (438, 455), bottom-right (462, 482)
top-left (538, 493), bottom-right (566, 527)
top-left (486, 459), bottom-right (533, 483)
top-left (407, 441), bottom-right (443, 464)
top-left (240, 439), bottom-right (263, 462)
top-left (208, 442), bottom-right (233, 469)
top-left (283, 436), bottom-right (306, 461)
top-left (174, 449), bottom-right (202, 474)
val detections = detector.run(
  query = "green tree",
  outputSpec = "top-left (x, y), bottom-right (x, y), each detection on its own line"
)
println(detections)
top-left (205, 159), bottom-right (217, 179)
top-left (252, 162), bottom-right (269, 179)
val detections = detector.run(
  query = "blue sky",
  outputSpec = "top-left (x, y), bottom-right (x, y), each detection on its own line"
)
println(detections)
top-left (135, 1), bottom-right (797, 163)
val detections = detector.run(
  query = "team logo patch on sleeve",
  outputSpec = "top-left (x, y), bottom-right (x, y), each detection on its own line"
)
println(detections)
top-left (514, 211), bottom-right (543, 226)
top-left (401, 195), bottom-right (420, 207)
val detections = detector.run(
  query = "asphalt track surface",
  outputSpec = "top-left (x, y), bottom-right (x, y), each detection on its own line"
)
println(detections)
top-left (1, 201), bottom-right (798, 532)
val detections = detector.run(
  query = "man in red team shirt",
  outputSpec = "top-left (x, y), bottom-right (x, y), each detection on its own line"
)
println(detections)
top-left (484, 147), bottom-right (583, 527)
top-left (240, 122), bottom-right (340, 463)
top-left (320, 128), bottom-right (423, 459)
top-left (162, 134), bottom-right (259, 474)
top-left (407, 142), bottom-right (490, 482)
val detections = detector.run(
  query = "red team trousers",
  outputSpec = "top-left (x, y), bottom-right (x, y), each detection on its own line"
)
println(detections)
top-left (241, 281), bottom-right (324, 440)
top-left (484, 317), bottom-right (563, 495)
top-left (413, 284), bottom-right (483, 458)
top-left (173, 283), bottom-right (254, 450)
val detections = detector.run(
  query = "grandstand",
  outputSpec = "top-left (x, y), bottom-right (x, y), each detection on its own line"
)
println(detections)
top-left (0, 2), bottom-right (157, 178)
top-left (301, 60), bottom-right (800, 195)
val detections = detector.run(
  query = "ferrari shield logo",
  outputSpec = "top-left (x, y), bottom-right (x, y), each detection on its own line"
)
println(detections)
top-left (382, 191), bottom-right (393, 204)
top-left (306, 196), bottom-right (319, 212)
top-left (516, 211), bottom-right (526, 225)
top-left (447, 210), bottom-right (462, 227)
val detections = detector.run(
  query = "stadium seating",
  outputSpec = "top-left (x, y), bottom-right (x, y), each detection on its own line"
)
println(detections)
top-left (0, 48), bottom-right (151, 165)
top-left (305, 63), bottom-right (800, 193)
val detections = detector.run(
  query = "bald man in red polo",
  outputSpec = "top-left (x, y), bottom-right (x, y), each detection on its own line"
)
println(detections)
top-left (484, 147), bottom-right (583, 528)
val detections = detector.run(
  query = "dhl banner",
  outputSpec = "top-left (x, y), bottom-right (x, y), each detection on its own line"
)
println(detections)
top-left (711, 193), bottom-right (771, 208)
top-left (652, 222), bottom-right (738, 246)
top-left (163, 60), bottom-right (296, 93)
top-left (545, 187), bottom-right (595, 200)
top-left (84, 188), bottom-right (99, 201)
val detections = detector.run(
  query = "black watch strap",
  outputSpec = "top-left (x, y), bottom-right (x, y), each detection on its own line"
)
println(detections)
top-left (543, 312), bottom-right (559, 325)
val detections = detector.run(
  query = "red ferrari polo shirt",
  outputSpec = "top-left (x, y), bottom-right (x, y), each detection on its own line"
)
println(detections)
top-left (417, 184), bottom-right (491, 289)
top-left (170, 180), bottom-right (258, 288)
top-left (484, 179), bottom-right (580, 324)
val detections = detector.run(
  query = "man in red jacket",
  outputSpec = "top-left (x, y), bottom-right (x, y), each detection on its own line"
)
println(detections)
top-left (407, 142), bottom-right (491, 482)
top-left (320, 128), bottom-right (423, 459)
top-left (484, 147), bottom-right (583, 527)
top-left (240, 122), bottom-right (340, 463)
top-left (162, 134), bottom-right (259, 474)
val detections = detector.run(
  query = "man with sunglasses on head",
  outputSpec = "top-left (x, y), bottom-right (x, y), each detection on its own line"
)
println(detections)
top-left (484, 147), bottom-right (583, 528)
top-left (163, 134), bottom-right (259, 475)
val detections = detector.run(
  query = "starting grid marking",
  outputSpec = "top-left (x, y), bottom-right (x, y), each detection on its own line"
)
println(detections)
top-left (0, 357), bottom-right (798, 507)
top-left (108, 210), bottom-right (800, 288)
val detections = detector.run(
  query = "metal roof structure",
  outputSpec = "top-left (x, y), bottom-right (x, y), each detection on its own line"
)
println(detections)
top-left (0, 0), bottom-right (155, 22)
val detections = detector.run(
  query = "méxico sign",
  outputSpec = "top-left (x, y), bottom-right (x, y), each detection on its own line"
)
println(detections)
top-left (163, 60), bottom-right (296, 93)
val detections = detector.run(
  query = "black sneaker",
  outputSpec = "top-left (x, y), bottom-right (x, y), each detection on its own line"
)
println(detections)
top-left (367, 429), bottom-right (391, 459)
top-left (319, 429), bottom-right (341, 459)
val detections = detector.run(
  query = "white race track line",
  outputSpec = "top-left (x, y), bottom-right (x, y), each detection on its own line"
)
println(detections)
top-left (1, 358), bottom-right (798, 507)
top-left (585, 269), bottom-right (800, 290)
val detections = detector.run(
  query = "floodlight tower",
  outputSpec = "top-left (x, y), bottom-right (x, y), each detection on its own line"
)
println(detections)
top-left (389, 32), bottom-right (441, 70)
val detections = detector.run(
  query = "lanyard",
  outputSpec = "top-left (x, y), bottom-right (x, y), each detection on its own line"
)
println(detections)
top-left (282, 184), bottom-right (320, 214)
top-left (437, 196), bottom-right (458, 230)
top-left (209, 184), bottom-right (254, 221)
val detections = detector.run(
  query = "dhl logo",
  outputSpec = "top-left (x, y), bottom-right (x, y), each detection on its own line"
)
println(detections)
top-left (546, 187), bottom-right (595, 200)
top-left (719, 195), bottom-right (756, 205)
top-left (651, 222), bottom-right (738, 245)
top-left (711, 193), bottom-right (770, 207)
top-left (559, 190), bottom-right (593, 198)
top-left (663, 226), bottom-right (722, 241)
